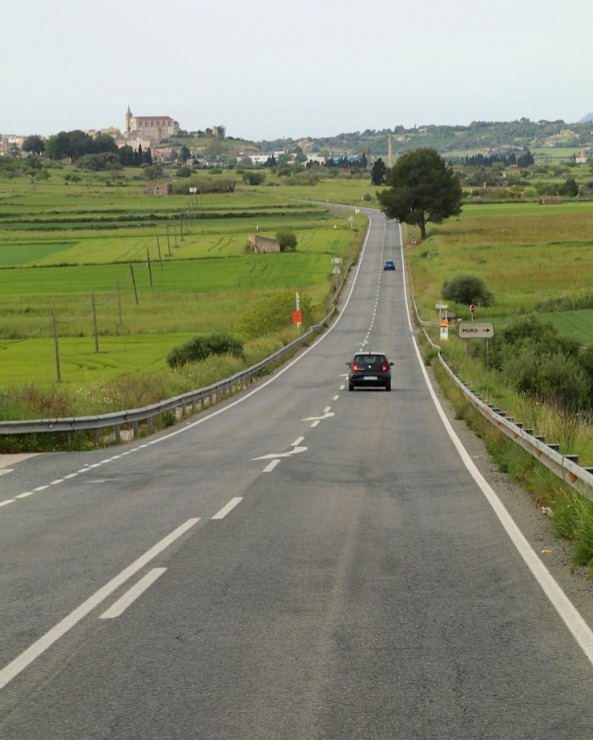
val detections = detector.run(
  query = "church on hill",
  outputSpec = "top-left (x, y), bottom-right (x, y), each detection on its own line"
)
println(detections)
top-left (125, 105), bottom-right (180, 143)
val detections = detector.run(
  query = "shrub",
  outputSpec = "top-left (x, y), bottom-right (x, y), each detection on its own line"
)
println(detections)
top-left (496, 316), bottom-right (580, 360)
top-left (276, 230), bottom-right (297, 252)
top-left (442, 274), bottom-right (493, 307)
top-left (283, 174), bottom-right (319, 186)
top-left (577, 346), bottom-right (593, 394)
top-left (477, 317), bottom-right (590, 412)
top-left (559, 177), bottom-right (579, 197)
top-left (536, 353), bottom-right (589, 411)
top-left (167, 331), bottom-right (244, 369)
top-left (242, 171), bottom-right (266, 185)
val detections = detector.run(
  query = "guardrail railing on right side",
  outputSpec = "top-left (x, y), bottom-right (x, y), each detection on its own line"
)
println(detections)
top-left (413, 298), bottom-right (593, 502)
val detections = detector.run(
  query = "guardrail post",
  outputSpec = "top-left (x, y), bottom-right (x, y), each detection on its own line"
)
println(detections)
top-left (114, 425), bottom-right (121, 443)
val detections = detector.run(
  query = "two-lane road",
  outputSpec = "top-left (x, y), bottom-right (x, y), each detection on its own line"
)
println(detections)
top-left (2, 213), bottom-right (593, 738)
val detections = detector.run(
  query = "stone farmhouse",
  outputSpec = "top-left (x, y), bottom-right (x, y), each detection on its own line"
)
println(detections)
top-left (248, 234), bottom-right (281, 253)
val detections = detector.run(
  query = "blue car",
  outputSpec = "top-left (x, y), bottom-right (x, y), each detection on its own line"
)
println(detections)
top-left (383, 260), bottom-right (395, 270)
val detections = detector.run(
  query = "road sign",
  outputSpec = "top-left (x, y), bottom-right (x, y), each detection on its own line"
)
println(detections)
top-left (458, 322), bottom-right (494, 339)
top-left (470, 304), bottom-right (475, 314)
top-left (435, 303), bottom-right (448, 310)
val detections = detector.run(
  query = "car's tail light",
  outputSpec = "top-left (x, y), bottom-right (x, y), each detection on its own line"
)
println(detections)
top-left (382, 362), bottom-right (389, 372)
top-left (352, 361), bottom-right (359, 372)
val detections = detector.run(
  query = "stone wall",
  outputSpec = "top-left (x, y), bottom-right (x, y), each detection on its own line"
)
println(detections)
top-left (248, 234), bottom-right (281, 253)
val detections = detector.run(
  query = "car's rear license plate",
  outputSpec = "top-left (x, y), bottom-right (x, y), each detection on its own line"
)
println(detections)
top-left (363, 375), bottom-right (377, 380)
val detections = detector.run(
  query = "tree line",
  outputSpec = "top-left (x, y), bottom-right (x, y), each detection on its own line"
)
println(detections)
top-left (22, 131), bottom-right (152, 169)
top-left (452, 150), bottom-right (535, 168)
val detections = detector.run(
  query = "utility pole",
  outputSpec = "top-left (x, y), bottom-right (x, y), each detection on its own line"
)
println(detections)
top-left (130, 262), bottom-right (139, 305)
top-left (52, 306), bottom-right (61, 384)
top-left (91, 291), bottom-right (99, 353)
top-left (116, 281), bottom-right (123, 327)
top-left (146, 246), bottom-right (153, 287)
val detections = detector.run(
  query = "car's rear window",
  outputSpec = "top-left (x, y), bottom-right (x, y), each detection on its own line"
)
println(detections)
top-left (354, 355), bottom-right (386, 367)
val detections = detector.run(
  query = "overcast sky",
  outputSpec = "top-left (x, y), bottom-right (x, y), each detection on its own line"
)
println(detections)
top-left (2, 0), bottom-right (592, 141)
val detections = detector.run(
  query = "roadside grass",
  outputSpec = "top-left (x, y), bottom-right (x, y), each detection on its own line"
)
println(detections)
top-left (411, 202), bottom-right (593, 574)
top-left (409, 201), bottom-right (593, 320)
top-left (423, 329), bottom-right (593, 466)
top-left (0, 325), bottom-right (306, 419)
top-left (432, 356), bottom-right (593, 575)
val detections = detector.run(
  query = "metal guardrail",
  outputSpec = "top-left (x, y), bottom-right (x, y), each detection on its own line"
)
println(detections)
top-left (0, 312), bottom-right (335, 443)
top-left (413, 298), bottom-right (593, 500)
top-left (0, 261), bottom-right (356, 444)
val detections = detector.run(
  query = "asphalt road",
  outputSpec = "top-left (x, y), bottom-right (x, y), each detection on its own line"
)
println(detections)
top-left (2, 213), bottom-right (593, 738)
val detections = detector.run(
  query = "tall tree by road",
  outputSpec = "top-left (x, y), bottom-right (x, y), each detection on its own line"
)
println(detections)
top-left (377, 148), bottom-right (463, 240)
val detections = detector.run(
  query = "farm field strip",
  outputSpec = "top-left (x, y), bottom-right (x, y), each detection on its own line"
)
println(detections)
top-left (0, 176), bottom-right (369, 390)
top-left (409, 201), bottom-right (593, 318)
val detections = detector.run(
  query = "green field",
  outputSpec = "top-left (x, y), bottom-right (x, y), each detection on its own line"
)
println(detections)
top-left (6, 164), bottom-right (593, 420)
top-left (407, 199), bottom-right (593, 469)
top-left (408, 200), bottom-right (593, 321)
top-left (0, 170), bottom-right (372, 398)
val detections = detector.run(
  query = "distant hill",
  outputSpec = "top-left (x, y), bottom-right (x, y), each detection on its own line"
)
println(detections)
top-left (580, 113), bottom-right (593, 123)
top-left (255, 119), bottom-right (593, 158)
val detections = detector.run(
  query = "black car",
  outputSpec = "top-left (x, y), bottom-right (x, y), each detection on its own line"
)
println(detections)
top-left (383, 260), bottom-right (396, 270)
top-left (346, 351), bottom-right (393, 391)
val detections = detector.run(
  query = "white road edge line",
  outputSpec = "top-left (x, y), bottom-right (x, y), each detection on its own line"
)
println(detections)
top-left (0, 517), bottom-right (200, 690)
top-left (99, 568), bottom-right (167, 620)
top-left (212, 497), bottom-right (243, 520)
top-left (399, 221), bottom-right (593, 668)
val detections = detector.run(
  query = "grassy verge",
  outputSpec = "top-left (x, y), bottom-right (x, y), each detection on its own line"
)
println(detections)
top-left (407, 197), bottom-right (593, 575)
top-left (428, 350), bottom-right (593, 575)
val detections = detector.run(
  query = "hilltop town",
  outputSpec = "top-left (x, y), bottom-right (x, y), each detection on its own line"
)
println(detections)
top-left (2, 109), bottom-right (593, 166)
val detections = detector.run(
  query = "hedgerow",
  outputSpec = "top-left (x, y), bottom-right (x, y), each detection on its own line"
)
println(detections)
top-left (167, 331), bottom-right (244, 369)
